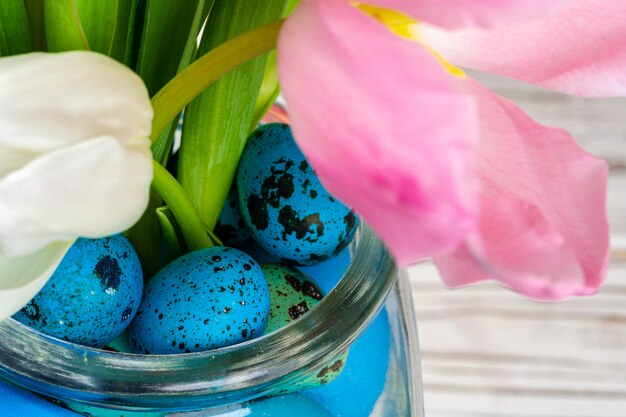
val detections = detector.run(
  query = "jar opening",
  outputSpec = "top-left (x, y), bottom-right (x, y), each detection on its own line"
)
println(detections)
top-left (0, 225), bottom-right (397, 411)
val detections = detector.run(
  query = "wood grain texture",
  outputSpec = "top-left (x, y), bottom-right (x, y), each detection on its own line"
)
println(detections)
top-left (410, 261), bottom-right (626, 417)
top-left (411, 75), bottom-right (626, 417)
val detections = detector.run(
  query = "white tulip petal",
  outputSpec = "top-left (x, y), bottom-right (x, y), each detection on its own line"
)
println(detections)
top-left (0, 50), bottom-right (153, 260)
top-left (0, 147), bottom-right (38, 178)
top-left (0, 51), bottom-right (153, 315)
top-left (0, 52), bottom-right (152, 153)
top-left (0, 240), bottom-right (73, 320)
top-left (0, 136), bottom-right (152, 256)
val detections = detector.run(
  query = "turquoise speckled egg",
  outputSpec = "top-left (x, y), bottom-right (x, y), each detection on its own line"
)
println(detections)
top-left (13, 235), bottom-right (143, 348)
top-left (129, 246), bottom-right (270, 354)
top-left (237, 123), bottom-right (358, 266)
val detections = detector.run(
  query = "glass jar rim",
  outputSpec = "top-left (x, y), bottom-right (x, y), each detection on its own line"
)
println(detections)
top-left (0, 225), bottom-right (397, 411)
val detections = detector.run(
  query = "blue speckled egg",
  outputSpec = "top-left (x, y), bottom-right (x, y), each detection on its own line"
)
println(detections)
top-left (237, 123), bottom-right (359, 266)
top-left (214, 181), bottom-right (253, 248)
top-left (13, 235), bottom-right (143, 348)
top-left (129, 246), bottom-right (270, 354)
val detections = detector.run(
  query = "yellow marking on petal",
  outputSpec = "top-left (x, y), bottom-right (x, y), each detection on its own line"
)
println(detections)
top-left (354, 3), bottom-right (418, 40)
top-left (353, 3), bottom-right (465, 78)
top-left (427, 48), bottom-right (466, 78)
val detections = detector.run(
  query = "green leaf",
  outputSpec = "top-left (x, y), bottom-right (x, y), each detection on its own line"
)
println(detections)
top-left (176, 1), bottom-right (286, 231)
top-left (177, 0), bottom-right (214, 74)
top-left (121, 0), bottom-right (139, 67)
top-left (44, 0), bottom-right (90, 51)
top-left (134, 0), bottom-right (207, 96)
top-left (0, 0), bottom-right (33, 56)
top-left (22, 1), bottom-right (45, 51)
top-left (74, 0), bottom-right (135, 62)
top-left (150, 19), bottom-right (283, 143)
top-left (127, 189), bottom-right (163, 280)
top-left (151, 161), bottom-right (213, 252)
top-left (249, 0), bottom-right (299, 129)
top-left (128, 0), bottom-right (213, 276)
top-left (151, 113), bottom-right (180, 167)
top-left (206, 227), bottom-right (223, 247)
top-left (127, 0), bottom-right (145, 68)
top-left (23, 1), bottom-right (45, 51)
top-left (151, 0), bottom-right (214, 165)
top-left (285, 0), bottom-right (300, 14)
top-left (155, 206), bottom-right (185, 267)
top-left (130, 160), bottom-right (215, 280)
top-left (249, 50), bottom-right (280, 130)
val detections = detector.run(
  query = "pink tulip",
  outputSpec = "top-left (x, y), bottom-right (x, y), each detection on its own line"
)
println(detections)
top-left (277, 0), bottom-right (614, 300)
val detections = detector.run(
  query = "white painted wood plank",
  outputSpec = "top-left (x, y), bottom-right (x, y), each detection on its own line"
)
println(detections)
top-left (608, 174), bottom-right (626, 240)
top-left (410, 260), bottom-right (626, 417)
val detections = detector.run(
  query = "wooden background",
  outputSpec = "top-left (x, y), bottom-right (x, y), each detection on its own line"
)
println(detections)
top-left (408, 73), bottom-right (626, 417)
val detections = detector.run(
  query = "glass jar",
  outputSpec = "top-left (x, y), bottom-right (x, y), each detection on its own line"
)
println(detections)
top-left (0, 226), bottom-right (423, 417)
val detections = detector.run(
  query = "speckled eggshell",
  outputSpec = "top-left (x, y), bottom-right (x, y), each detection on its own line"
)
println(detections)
top-left (129, 247), bottom-right (270, 354)
top-left (214, 182), bottom-right (253, 249)
top-left (237, 123), bottom-right (358, 266)
top-left (261, 263), bottom-right (347, 389)
top-left (13, 235), bottom-right (143, 348)
top-left (261, 263), bottom-right (324, 333)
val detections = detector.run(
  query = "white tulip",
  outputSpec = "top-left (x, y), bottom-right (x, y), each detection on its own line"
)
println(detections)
top-left (0, 51), bottom-right (153, 320)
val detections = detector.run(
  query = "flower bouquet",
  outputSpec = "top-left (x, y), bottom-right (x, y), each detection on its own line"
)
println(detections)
top-left (0, 0), bottom-right (621, 416)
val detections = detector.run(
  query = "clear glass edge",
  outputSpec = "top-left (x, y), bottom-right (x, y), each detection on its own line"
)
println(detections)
top-left (0, 225), bottom-right (399, 411)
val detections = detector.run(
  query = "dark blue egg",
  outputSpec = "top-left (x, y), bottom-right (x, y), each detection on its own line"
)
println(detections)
top-left (214, 182), bottom-right (253, 248)
top-left (237, 123), bottom-right (358, 266)
top-left (129, 246), bottom-right (270, 354)
top-left (13, 235), bottom-right (143, 348)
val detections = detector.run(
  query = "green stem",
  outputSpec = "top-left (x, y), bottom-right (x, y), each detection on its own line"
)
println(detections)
top-left (149, 18), bottom-right (284, 142)
top-left (151, 160), bottom-right (213, 251)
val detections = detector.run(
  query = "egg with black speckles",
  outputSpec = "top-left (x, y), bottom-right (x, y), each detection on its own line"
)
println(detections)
top-left (13, 235), bottom-right (143, 348)
top-left (237, 123), bottom-right (358, 266)
top-left (261, 263), bottom-right (324, 333)
top-left (214, 181), bottom-right (253, 249)
top-left (128, 246), bottom-right (270, 354)
top-left (261, 263), bottom-right (347, 388)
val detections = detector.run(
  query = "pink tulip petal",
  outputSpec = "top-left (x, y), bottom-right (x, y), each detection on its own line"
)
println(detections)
top-left (365, 0), bottom-right (573, 29)
top-left (434, 81), bottom-right (610, 300)
top-left (278, 0), bottom-right (480, 265)
top-left (421, 0), bottom-right (626, 97)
